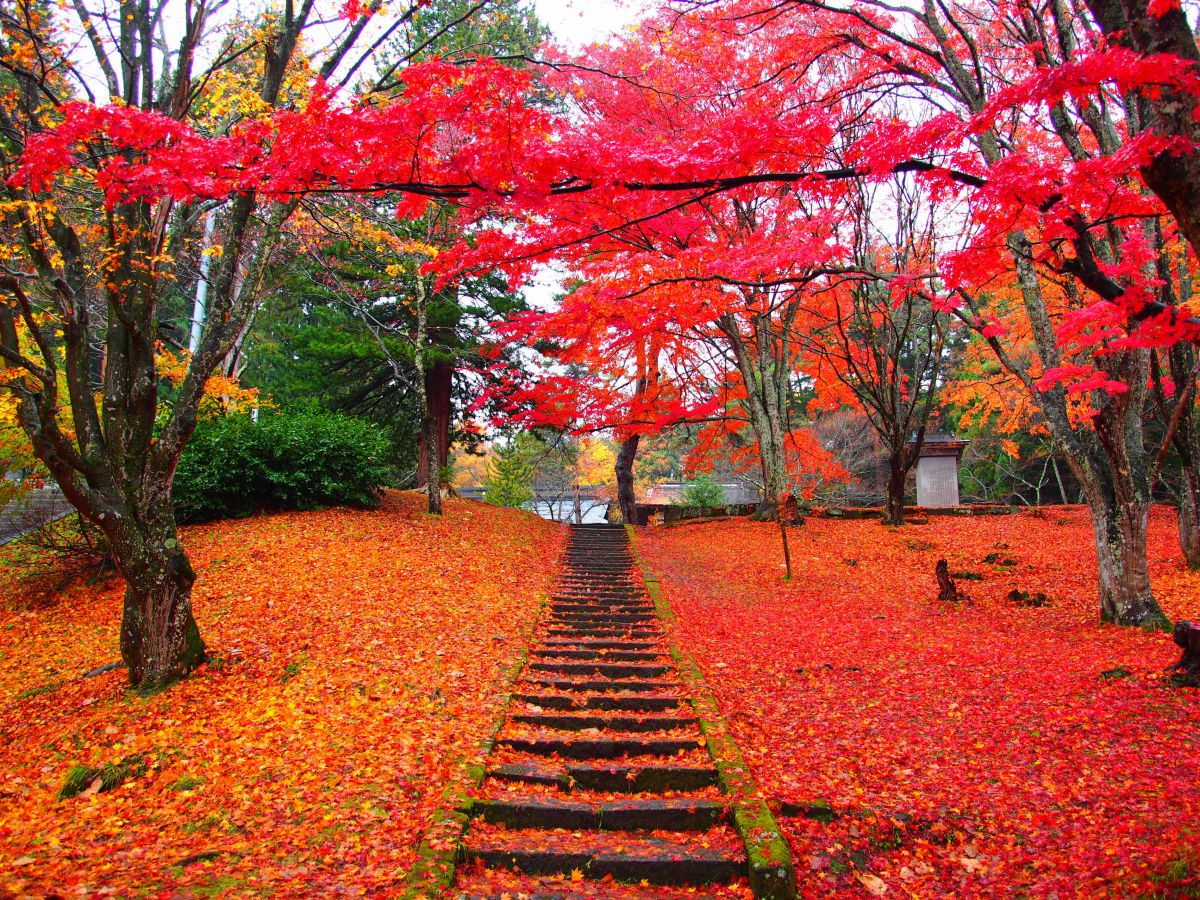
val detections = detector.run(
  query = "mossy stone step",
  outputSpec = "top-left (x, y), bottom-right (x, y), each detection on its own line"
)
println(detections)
top-left (510, 712), bottom-right (697, 732)
top-left (474, 797), bottom-right (727, 831)
top-left (523, 678), bottom-right (675, 693)
top-left (486, 763), bottom-right (568, 787)
top-left (545, 628), bottom-right (659, 640)
top-left (568, 763), bottom-right (720, 793)
top-left (549, 601), bottom-right (652, 611)
top-left (556, 588), bottom-right (643, 594)
top-left (560, 564), bottom-right (636, 572)
top-left (528, 662), bottom-right (670, 679)
top-left (485, 761), bottom-right (718, 793)
top-left (539, 640), bottom-right (659, 651)
top-left (550, 613), bottom-right (655, 625)
top-left (548, 618), bottom-right (656, 629)
top-left (462, 834), bottom-right (745, 885)
top-left (552, 596), bottom-right (648, 603)
top-left (534, 649), bottom-right (663, 662)
top-left (554, 581), bottom-right (643, 589)
top-left (514, 693), bottom-right (680, 712)
top-left (497, 735), bottom-right (702, 759)
top-left (557, 579), bottom-right (642, 588)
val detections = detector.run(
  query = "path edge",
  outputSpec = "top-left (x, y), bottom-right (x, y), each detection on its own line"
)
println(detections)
top-left (397, 593), bottom-right (548, 899)
top-left (626, 525), bottom-right (798, 900)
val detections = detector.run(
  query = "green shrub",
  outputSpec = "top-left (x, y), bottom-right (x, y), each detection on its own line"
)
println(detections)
top-left (174, 412), bottom-right (390, 523)
top-left (679, 473), bottom-right (725, 508)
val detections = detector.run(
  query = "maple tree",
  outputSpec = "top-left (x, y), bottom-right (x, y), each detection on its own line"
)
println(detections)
top-left (499, 0), bottom-right (1191, 625)
top-left (8, 0), bottom-right (1200, 717)
top-left (800, 175), bottom-right (956, 525)
top-left (0, 0), bottom-right (549, 689)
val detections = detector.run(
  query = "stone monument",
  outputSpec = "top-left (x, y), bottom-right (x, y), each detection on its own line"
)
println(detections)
top-left (914, 436), bottom-right (969, 508)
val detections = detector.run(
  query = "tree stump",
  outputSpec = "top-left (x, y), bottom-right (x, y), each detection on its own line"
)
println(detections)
top-left (780, 491), bottom-right (803, 526)
top-left (1168, 620), bottom-right (1200, 687)
top-left (935, 559), bottom-right (961, 603)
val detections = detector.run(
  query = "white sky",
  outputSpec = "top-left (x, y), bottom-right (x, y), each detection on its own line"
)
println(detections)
top-left (521, 0), bottom-right (654, 307)
top-left (533, 0), bottom-right (649, 49)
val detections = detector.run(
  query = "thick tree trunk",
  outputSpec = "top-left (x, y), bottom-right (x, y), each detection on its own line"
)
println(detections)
top-left (1177, 469), bottom-right (1200, 569)
top-left (757, 428), bottom-right (788, 519)
top-left (416, 359), bottom-right (452, 490)
top-left (615, 433), bottom-right (640, 525)
top-left (422, 415), bottom-right (443, 515)
top-left (1079, 477), bottom-right (1169, 629)
top-left (883, 452), bottom-right (906, 526)
top-left (113, 517), bottom-right (206, 691)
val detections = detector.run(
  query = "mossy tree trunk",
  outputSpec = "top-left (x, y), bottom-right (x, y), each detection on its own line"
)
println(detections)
top-left (0, 1), bottom-right (328, 692)
top-left (114, 512), bottom-right (206, 691)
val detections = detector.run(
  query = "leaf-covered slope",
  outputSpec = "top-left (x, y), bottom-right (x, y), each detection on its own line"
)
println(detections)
top-left (0, 493), bottom-right (563, 896)
top-left (638, 508), bottom-right (1200, 898)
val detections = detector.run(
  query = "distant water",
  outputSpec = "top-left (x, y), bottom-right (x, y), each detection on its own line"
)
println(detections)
top-left (529, 500), bottom-right (610, 524)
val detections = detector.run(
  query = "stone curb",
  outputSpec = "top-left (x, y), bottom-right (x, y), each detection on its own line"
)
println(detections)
top-left (397, 593), bottom-right (548, 899)
top-left (625, 525), bottom-right (799, 900)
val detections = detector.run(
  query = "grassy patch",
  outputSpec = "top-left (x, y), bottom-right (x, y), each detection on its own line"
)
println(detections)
top-left (168, 774), bottom-right (205, 792)
top-left (280, 654), bottom-right (310, 684)
top-left (57, 753), bottom-right (148, 800)
top-left (16, 680), bottom-right (63, 700)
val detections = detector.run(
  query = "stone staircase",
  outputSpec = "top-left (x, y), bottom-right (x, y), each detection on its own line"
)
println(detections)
top-left (453, 524), bottom-right (753, 899)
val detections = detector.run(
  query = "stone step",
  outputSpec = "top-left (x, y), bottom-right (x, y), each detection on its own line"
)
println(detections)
top-left (550, 612), bottom-right (655, 624)
top-left (453, 871), bottom-right (743, 900)
top-left (528, 661), bottom-right (670, 679)
top-left (539, 640), bottom-right (660, 650)
top-left (523, 678), bottom-right (676, 693)
top-left (569, 763), bottom-right (721, 793)
top-left (558, 574), bottom-right (638, 579)
top-left (510, 712), bottom-right (696, 732)
top-left (549, 607), bottom-right (652, 614)
top-left (547, 621), bottom-right (656, 633)
top-left (545, 628), bottom-right (659, 640)
top-left (497, 734), bottom-right (703, 759)
top-left (557, 578), bottom-right (641, 585)
top-left (486, 761), bottom-right (719, 793)
top-left (514, 693), bottom-right (680, 712)
top-left (557, 578), bottom-right (641, 587)
top-left (473, 796), bottom-right (727, 831)
top-left (552, 592), bottom-right (646, 601)
top-left (561, 563), bottom-right (635, 571)
top-left (462, 829), bottom-right (746, 885)
top-left (486, 762), bottom-right (568, 788)
top-left (533, 649), bottom-right (663, 662)
top-left (556, 583), bottom-right (637, 589)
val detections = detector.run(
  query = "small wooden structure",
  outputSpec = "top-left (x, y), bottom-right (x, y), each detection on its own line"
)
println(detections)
top-left (914, 436), bottom-right (970, 508)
